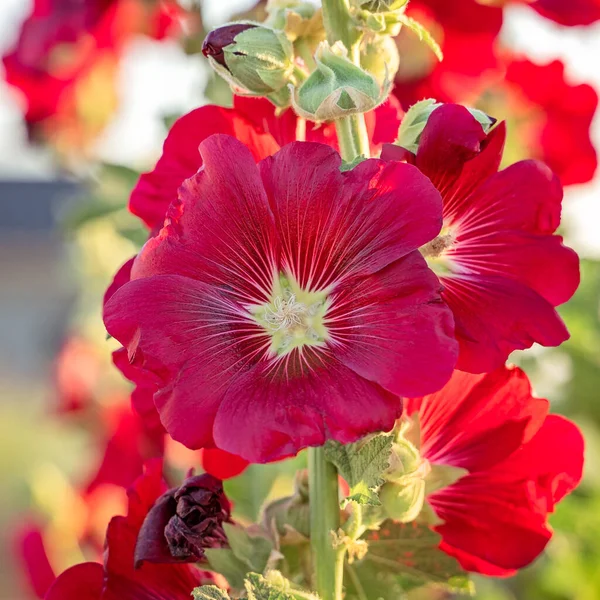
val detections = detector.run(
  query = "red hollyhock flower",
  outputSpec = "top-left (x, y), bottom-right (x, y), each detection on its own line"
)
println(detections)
top-left (404, 366), bottom-right (584, 576)
top-left (382, 104), bottom-right (579, 373)
top-left (503, 58), bottom-right (598, 186)
top-left (200, 448), bottom-right (249, 480)
top-left (45, 460), bottom-right (215, 600)
top-left (104, 135), bottom-right (458, 462)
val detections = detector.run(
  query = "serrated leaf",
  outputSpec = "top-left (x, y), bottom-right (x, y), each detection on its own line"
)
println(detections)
top-left (324, 434), bottom-right (393, 506)
top-left (345, 521), bottom-right (474, 598)
top-left (244, 573), bottom-right (296, 600)
top-left (397, 15), bottom-right (443, 62)
top-left (223, 523), bottom-right (273, 573)
top-left (204, 548), bottom-right (250, 590)
top-left (192, 585), bottom-right (231, 600)
top-left (340, 155), bottom-right (367, 172)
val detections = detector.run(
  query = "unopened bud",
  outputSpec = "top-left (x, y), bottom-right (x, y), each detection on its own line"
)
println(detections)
top-left (266, 0), bottom-right (325, 47)
top-left (202, 23), bottom-right (295, 107)
top-left (291, 41), bottom-right (390, 122)
top-left (360, 34), bottom-right (400, 86)
top-left (397, 99), bottom-right (497, 154)
top-left (379, 478), bottom-right (426, 523)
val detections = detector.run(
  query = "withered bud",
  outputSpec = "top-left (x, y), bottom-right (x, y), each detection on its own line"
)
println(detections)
top-left (135, 473), bottom-right (232, 567)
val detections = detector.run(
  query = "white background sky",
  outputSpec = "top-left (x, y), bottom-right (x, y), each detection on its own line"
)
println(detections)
top-left (0, 0), bottom-right (598, 255)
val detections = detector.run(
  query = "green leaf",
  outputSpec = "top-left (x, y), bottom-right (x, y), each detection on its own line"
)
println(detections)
top-left (324, 434), bottom-right (393, 505)
top-left (224, 453), bottom-right (306, 522)
top-left (345, 521), bottom-right (474, 598)
top-left (192, 585), bottom-right (231, 600)
top-left (397, 15), bottom-right (443, 62)
top-left (244, 573), bottom-right (296, 600)
top-left (204, 548), bottom-right (250, 590)
top-left (223, 523), bottom-right (274, 573)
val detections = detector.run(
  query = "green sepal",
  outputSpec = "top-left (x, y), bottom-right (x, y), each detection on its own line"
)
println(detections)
top-left (324, 433), bottom-right (393, 506)
top-left (245, 572), bottom-right (295, 600)
top-left (291, 41), bottom-right (390, 122)
top-left (340, 155), bottom-right (367, 172)
top-left (395, 15), bottom-right (443, 61)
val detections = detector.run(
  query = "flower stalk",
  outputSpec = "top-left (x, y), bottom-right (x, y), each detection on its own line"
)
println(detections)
top-left (321, 0), bottom-right (370, 161)
top-left (308, 446), bottom-right (341, 600)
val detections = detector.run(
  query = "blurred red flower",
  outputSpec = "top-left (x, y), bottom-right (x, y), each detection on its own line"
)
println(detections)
top-left (500, 57), bottom-right (598, 186)
top-left (45, 460), bottom-right (215, 600)
top-left (383, 104), bottom-right (579, 372)
top-left (406, 366), bottom-right (584, 576)
top-left (104, 134), bottom-right (458, 462)
top-left (2, 0), bottom-right (182, 149)
top-left (14, 523), bottom-right (57, 599)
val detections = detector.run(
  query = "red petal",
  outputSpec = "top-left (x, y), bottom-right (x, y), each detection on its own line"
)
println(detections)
top-left (532, 0), bottom-right (600, 27)
top-left (15, 523), bottom-right (56, 599)
top-left (201, 448), bottom-right (249, 480)
top-left (331, 252), bottom-right (457, 397)
top-left (442, 274), bottom-right (570, 373)
top-left (130, 106), bottom-right (280, 229)
top-left (406, 367), bottom-right (548, 471)
top-left (45, 563), bottom-right (104, 600)
top-left (105, 274), bottom-right (268, 450)
top-left (213, 358), bottom-right (403, 463)
top-left (259, 142), bottom-right (443, 289)
top-left (133, 135), bottom-right (279, 306)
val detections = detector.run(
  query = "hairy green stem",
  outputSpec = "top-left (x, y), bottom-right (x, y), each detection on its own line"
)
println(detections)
top-left (321, 0), bottom-right (359, 49)
top-left (308, 447), bottom-right (341, 600)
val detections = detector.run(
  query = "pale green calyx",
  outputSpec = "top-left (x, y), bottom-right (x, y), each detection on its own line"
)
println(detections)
top-left (203, 23), bottom-right (296, 108)
top-left (251, 274), bottom-right (330, 356)
top-left (397, 99), bottom-right (497, 154)
top-left (291, 41), bottom-right (390, 122)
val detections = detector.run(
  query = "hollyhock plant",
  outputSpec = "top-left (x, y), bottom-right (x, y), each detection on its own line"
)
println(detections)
top-left (45, 460), bottom-right (216, 600)
top-left (400, 366), bottom-right (584, 576)
top-left (382, 103), bottom-right (579, 372)
top-left (104, 134), bottom-right (458, 462)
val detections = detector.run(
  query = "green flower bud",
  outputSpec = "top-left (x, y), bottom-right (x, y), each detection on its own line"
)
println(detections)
top-left (291, 41), bottom-right (390, 122)
top-left (202, 22), bottom-right (295, 107)
top-left (360, 34), bottom-right (400, 86)
top-left (379, 478), bottom-right (426, 523)
top-left (266, 0), bottom-right (326, 47)
top-left (397, 99), bottom-right (497, 154)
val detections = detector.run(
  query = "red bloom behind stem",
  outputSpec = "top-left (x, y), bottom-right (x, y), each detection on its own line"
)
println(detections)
top-left (383, 104), bottom-right (579, 372)
top-left (104, 135), bottom-right (458, 463)
top-left (45, 460), bottom-right (214, 600)
top-left (406, 366), bottom-right (584, 576)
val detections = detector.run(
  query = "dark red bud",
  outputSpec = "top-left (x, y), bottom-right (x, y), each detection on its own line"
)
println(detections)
top-left (134, 473), bottom-right (232, 567)
top-left (202, 24), bottom-right (257, 68)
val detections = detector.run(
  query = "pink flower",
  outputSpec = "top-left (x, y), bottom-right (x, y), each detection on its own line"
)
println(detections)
top-left (405, 366), bottom-right (584, 576)
top-left (45, 461), bottom-right (214, 600)
top-left (383, 104), bottom-right (579, 372)
top-left (104, 135), bottom-right (458, 462)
